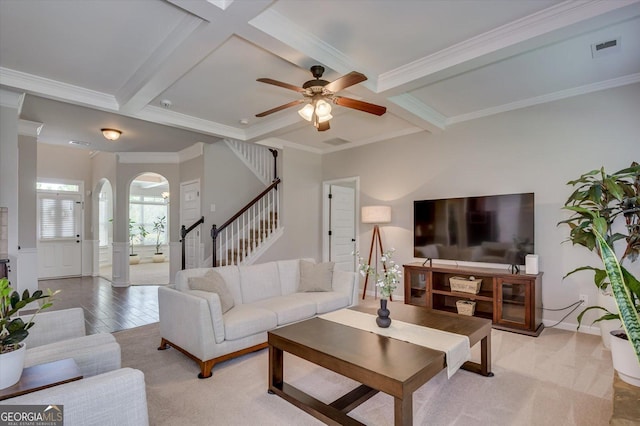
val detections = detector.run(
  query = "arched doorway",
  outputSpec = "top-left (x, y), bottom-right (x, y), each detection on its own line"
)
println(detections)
top-left (96, 179), bottom-right (113, 280)
top-left (128, 173), bottom-right (170, 285)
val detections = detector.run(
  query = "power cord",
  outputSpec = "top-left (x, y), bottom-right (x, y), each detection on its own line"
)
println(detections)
top-left (543, 300), bottom-right (582, 328)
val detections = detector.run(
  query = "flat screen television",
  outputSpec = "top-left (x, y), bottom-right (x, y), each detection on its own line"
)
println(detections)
top-left (414, 193), bottom-right (534, 265)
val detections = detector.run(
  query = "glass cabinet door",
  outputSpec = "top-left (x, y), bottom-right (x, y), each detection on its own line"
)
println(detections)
top-left (405, 269), bottom-right (429, 307)
top-left (497, 278), bottom-right (531, 329)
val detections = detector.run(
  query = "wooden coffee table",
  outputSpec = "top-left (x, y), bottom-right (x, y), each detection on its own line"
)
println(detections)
top-left (268, 303), bottom-right (492, 426)
top-left (0, 358), bottom-right (82, 401)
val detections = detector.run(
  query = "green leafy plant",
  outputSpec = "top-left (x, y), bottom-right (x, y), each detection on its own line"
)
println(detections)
top-left (128, 220), bottom-right (149, 256)
top-left (559, 162), bottom-right (640, 327)
top-left (356, 248), bottom-right (402, 299)
top-left (593, 218), bottom-right (640, 363)
top-left (0, 277), bottom-right (60, 354)
top-left (152, 215), bottom-right (166, 255)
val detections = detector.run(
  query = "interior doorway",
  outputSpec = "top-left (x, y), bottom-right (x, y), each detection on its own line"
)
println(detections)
top-left (127, 173), bottom-right (170, 285)
top-left (322, 177), bottom-right (359, 272)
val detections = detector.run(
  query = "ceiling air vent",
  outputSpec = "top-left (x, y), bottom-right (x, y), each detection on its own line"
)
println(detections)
top-left (591, 37), bottom-right (621, 58)
top-left (68, 140), bottom-right (91, 147)
top-left (324, 138), bottom-right (350, 146)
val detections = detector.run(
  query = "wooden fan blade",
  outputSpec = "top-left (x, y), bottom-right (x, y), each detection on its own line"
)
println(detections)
top-left (255, 100), bottom-right (304, 117)
top-left (316, 121), bottom-right (330, 131)
top-left (324, 71), bottom-right (367, 92)
top-left (257, 78), bottom-right (305, 93)
top-left (334, 97), bottom-right (386, 116)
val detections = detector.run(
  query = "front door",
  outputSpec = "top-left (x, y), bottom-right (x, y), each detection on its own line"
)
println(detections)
top-left (329, 185), bottom-right (356, 272)
top-left (180, 180), bottom-right (201, 269)
top-left (37, 193), bottom-right (83, 278)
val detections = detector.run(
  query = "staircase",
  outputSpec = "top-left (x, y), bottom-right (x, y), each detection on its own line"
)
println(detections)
top-left (195, 139), bottom-right (279, 267)
top-left (212, 178), bottom-right (281, 267)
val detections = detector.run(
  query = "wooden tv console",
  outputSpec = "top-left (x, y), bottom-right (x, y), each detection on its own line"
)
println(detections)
top-left (404, 262), bottom-right (543, 336)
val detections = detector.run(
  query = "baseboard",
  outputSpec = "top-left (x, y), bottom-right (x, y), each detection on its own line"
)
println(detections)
top-left (542, 319), bottom-right (600, 335)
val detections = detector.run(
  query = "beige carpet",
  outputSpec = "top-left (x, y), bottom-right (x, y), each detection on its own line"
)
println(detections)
top-left (99, 260), bottom-right (170, 285)
top-left (115, 321), bottom-right (614, 425)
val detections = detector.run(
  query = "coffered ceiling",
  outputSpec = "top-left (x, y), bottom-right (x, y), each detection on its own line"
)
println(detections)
top-left (1, 0), bottom-right (639, 153)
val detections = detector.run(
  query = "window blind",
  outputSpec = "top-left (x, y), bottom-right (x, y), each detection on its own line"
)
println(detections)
top-left (39, 197), bottom-right (76, 239)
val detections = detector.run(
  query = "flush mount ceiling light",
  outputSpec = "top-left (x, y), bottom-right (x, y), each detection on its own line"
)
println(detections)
top-left (101, 128), bottom-right (122, 141)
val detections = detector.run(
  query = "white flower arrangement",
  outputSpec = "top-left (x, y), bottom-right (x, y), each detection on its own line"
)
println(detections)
top-left (356, 248), bottom-right (402, 299)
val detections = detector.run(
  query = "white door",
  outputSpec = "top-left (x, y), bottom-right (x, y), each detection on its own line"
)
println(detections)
top-left (329, 185), bottom-right (356, 271)
top-left (37, 193), bottom-right (83, 278)
top-left (180, 180), bottom-right (201, 269)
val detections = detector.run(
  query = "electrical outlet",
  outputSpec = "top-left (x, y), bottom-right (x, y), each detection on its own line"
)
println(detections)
top-left (579, 294), bottom-right (588, 307)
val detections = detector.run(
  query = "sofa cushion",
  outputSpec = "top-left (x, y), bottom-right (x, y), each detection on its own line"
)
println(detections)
top-left (188, 270), bottom-right (235, 313)
top-left (277, 259), bottom-right (301, 296)
top-left (239, 262), bottom-right (281, 304)
top-left (223, 304), bottom-right (278, 341)
top-left (296, 292), bottom-right (350, 314)
top-left (213, 265), bottom-right (243, 305)
top-left (298, 260), bottom-right (334, 292)
top-left (251, 295), bottom-right (317, 325)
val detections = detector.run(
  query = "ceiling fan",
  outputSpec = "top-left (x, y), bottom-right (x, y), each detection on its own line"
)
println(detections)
top-left (255, 65), bottom-right (386, 131)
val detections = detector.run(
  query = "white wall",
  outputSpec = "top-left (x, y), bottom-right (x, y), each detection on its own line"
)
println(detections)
top-left (322, 83), bottom-right (640, 331)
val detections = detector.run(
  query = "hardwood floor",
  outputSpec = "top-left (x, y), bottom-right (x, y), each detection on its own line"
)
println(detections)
top-left (37, 276), bottom-right (159, 335)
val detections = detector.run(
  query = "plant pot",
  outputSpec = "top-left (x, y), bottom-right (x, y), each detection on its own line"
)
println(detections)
top-left (598, 290), bottom-right (621, 349)
top-left (129, 254), bottom-right (140, 265)
top-left (0, 343), bottom-right (26, 389)
top-left (152, 253), bottom-right (165, 263)
top-left (610, 330), bottom-right (640, 387)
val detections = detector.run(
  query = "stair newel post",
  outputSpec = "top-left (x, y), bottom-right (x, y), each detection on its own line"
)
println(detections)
top-left (269, 149), bottom-right (278, 188)
top-left (211, 224), bottom-right (217, 268)
top-left (180, 225), bottom-right (187, 270)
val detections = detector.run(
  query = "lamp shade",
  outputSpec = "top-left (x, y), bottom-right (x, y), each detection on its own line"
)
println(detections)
top-left (361, 205), bottom-right (391, 224)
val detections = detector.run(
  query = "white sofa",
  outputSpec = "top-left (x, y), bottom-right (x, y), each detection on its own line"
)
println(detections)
top-left (158, 258), bottom-right (358, 378)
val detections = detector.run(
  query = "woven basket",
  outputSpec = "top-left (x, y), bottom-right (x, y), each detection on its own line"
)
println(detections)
top-left (449, 276), bottom-right (482, 294)
top-left (456, 300), bottom-right (476, 316)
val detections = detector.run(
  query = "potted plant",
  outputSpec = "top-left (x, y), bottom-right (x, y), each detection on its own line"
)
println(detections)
top-left (129, 220), bottom-right (148, 265)
top-left (0, 277), bottom-right (59, 389)
top-left (559, 162), bottom-right (640, 385)
top-left (152, 215), bottom-right (166, 263)
top-left (560, 163), bottom-right (639, 338)
top-left (357, 248), bottom-right (402, 328)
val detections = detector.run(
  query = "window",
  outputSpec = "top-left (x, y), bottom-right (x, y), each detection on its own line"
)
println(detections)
top-left (38, 196), bottom-right (78, 240)
top-left (129, 197), bottom-right (168, 246)
top-left (36, 182), bottom-right (80, 192)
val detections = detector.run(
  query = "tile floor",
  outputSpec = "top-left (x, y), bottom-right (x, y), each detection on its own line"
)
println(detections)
top-left (38, 276), bottom-right (159, 334)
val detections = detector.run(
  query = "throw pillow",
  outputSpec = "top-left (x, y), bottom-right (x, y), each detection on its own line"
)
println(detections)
top-left (188, 270), bottom-right (235, 313)
top-left (298, 260), bottom-right (334, 292)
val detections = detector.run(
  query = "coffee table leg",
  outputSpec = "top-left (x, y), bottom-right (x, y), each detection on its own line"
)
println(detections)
top-left (481, 334), bottom-right (494, 377)
top-left (269, 344), bottom-right (284, 392)
top-left (394, 395), bottom-right (412, 426)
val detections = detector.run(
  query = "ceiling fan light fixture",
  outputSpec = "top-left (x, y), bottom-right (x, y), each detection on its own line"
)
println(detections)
top-left (101, 128), bottom-right (122, 141)
top-left (317, 113), bottom-right (332, 123)
top-left (298, 104), bottom-right (315, 121)
top-left (315, 99), bottom-right (332, 116)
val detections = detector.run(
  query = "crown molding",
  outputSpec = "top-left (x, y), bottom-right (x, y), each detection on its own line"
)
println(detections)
top-left (136, 105), bottom-right (245, 140)
top-left (378, 0), bottom-right (640, 92)
top-left (117, 151), bottom-right (180, 164)
top-left (248, 9), bottom-right (377, 92)
top-left (323, 126), bottom-right (425, 154)
top-left (0, 88), bottom-right (24, 110)
top-left (178, 142), bottom-right (204, 163)
top-left (18, 120), bottom-right (43, 137)
top-left (255, 137), bottom-right (322, 154)
top-left (448, 72), bottom-right (640, 125)
top-left (0, 67), bottom-right (119, 111)
top-left (388, 94), bottom-right (447, 130)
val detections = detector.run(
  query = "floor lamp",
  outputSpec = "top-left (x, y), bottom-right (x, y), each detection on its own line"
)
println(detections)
top-left (361, 205), bottom-right (391, 300)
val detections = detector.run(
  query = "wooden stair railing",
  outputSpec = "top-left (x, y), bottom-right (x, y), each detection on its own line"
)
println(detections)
top-left (211, 178), bottom-right (281, 267)
top-left (180, 216), bottom-right (204, 270)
